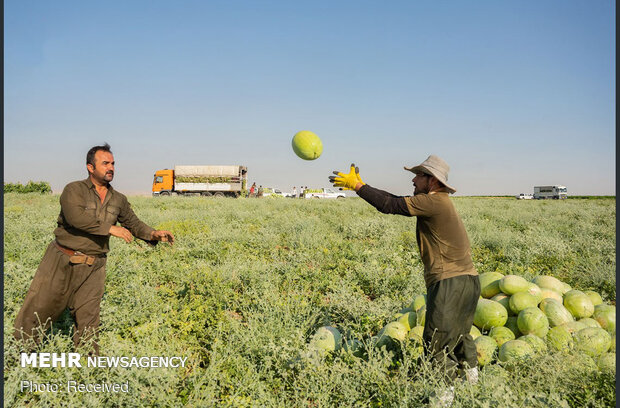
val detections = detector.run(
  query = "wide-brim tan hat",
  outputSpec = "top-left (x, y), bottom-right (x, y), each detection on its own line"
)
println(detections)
top-left (404, 154), bottom-right (457, 194)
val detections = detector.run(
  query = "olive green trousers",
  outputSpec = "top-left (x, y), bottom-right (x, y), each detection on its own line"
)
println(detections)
top-left (423, 274), bottom-right (481, 381)
top-left (13, 241), bottom-right (107, 355)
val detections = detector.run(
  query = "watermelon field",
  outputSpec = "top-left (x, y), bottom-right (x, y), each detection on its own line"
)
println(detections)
top-left (3, 193), bottom-right (616, 407)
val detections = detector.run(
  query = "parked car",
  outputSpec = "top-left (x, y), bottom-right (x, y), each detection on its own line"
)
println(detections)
top-left (516, 193), bottom-right (534, 200)
top-left (304, 188), bottom-right (346, 199)
top-left (263, 188), bottom-right (293, 198)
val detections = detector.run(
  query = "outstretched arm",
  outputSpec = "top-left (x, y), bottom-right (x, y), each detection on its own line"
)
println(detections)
top-left (329, 164), bottom-right (411, 216)
top-left (357, 185), bottom-right (411, 216)
top-left (117, 197), bottom-right (175, 245)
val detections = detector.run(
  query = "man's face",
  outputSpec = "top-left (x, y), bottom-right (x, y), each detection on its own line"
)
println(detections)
top-left (412, 172), bottom-right (431, 195)
top-left (88, 151), bottom-right (115, 184)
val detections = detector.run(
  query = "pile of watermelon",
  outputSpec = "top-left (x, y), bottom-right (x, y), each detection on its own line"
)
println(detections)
top-left (307, 274), bottom-right (615, 373)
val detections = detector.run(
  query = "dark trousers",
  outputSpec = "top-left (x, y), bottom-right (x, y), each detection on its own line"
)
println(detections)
top-left (13, 242), bottom-right (107, 355)
top-left (423, 274), bottom-right (480, 381)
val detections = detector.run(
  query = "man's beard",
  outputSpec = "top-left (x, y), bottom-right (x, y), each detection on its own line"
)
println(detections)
top-left (100, 171), bottom-right (113, 183)
top-left (413, 185), bottom-right (427, 195)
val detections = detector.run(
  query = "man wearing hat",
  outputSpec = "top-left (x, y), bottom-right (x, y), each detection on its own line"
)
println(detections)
top-left (329, 155), bottom-right (480, 396)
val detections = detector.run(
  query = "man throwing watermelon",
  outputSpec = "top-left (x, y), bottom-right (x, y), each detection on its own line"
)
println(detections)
top-left (329, 155), bottom-right (480, 404)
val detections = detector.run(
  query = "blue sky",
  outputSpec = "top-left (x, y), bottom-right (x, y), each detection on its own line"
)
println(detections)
top-left (4, 1), bottom-right (615, 195)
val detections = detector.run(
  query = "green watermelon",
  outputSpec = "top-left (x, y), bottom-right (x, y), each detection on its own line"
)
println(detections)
top-left (539, 297), bottom-right (561, 311)
top-left (547, 325), bottom-right (574, 352)
top-left (498, 339), bottom-right (533, 363)
top-left (539, 288), bottom-right (563, 303)
top-left (561, 320), bottom-right (587, 334)
top-left (489, 326), bottom-right (516, 347)
top-left (563, 289), bottom-right (583, 299)
top-left (376, 321), bottom-right (408, 350)
top-left (504, 316), bottom-right (522, 337)
top-left (574, 327), bottom-right (611, 357)
top-left (409, 294), bottom-right (427, 312)
top-left (531, 275), bottom-right (565, 294)
top-left (474, 335), bottom-right (498, 366)
top-left (499, 275), bottom-right (530, 295)
top-left (560, 282), bottom-right (572, 295)
top-left (491, 293), bottom-right (513, 315)
top-left (540, 299), bottom-right (574, 327)
top-left (473, 299), bottom-right (508, 330)
top-left (593, 304), bottom-right (616, 334)
top-left (410, 325), bottom-right (425, 339)
top-left (310, 326), bottom-right (342, 353)
top-left (563, 290), bottom-right (594, 319)
top-left (578, 317), bottom-right (602, 329)
top-left (584, 290), bottom-right (603, 306)
top-left (519, 334), bottom-right (547, 354)
top-left (479, 272), bottom-right (504, 298)
top-left (292, 130), bottom-right (323, 160)
top-left (397, 311), bottom-right (417, 331)
top-left (509, 292), bottom-right (539, 315)
top-left (470, 325), bottom-right (482, 340)
top-left (517, 307), bottom-right (549, 338)
top-left (525, 282), bottom-right (543, 304)
top-left (597, 352), bottom-right (615, 373)
top-left (393, 310), bottom-right (407, 321)
top-left (416, 305), bottom-right (426, 326)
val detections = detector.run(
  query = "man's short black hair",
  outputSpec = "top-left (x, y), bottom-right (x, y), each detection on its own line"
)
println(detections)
top-left (86, 143), bottom-right (112, 167)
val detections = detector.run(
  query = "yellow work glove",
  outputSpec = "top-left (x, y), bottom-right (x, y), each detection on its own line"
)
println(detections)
top-left (329, 163), bottom-right (365, 190)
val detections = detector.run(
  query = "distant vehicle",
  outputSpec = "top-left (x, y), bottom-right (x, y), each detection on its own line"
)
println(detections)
top-left (304, 188), bottom-right (346, 199)
top-left (263, 188), bottom-right (293, 198)
top-left (516, 193), bottom-right (534, 200)
top-left (152, 165), bottom-right (248, 197)
top-left (533, 185), bottom-right (568, 200)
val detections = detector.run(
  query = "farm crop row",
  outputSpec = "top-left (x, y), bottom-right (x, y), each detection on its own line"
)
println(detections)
top-left (3, 194), bottom-right (615, 407)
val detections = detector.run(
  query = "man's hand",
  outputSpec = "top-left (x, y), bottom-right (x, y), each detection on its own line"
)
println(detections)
top-left (329, 163), bottom-right (365, 191)
top-left (109, 225), bottom-right (133, 243)
top-left (151, 230), bottom-right (175, 244)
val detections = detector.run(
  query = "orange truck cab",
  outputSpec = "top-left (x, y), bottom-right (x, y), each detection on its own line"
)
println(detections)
top-left (152, 169), bottom-right (174, 195)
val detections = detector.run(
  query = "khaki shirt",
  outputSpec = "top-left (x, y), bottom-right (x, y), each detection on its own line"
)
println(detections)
top-left (54, 178), bottom-right (155, 256)
top-left (404, 192), bottom-right (478, 287)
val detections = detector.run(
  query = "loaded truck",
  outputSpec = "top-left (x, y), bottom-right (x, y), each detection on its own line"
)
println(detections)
top-left (533, 185), bottom-right (567, 200)
top-left (152, 165), bottom-right (248, 197)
